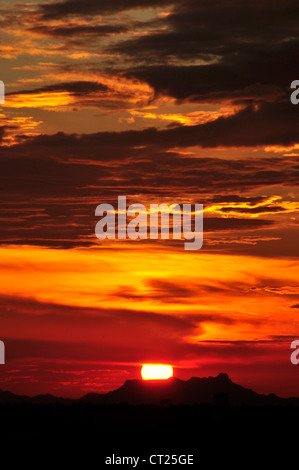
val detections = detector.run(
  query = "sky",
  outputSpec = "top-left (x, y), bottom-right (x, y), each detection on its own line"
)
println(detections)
top-left (1, 0), bottom-right (299, 397)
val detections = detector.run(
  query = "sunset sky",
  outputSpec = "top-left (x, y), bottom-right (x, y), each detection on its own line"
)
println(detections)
top-left (1, 0), bottom-right (299, 398)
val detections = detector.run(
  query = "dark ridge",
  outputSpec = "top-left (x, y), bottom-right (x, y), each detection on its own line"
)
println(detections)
top-left (1, 373), bottom-right (299, 406)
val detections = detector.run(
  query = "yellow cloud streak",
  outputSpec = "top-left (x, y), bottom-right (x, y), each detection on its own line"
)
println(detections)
top-left (206, 196), bottom-right (299, 218)
top-left (130, 108), bottom-right (235, 126)
top-left (5, 91), bottom-right (75, 109)
top-left (265, 144), bottom-right (299, 153)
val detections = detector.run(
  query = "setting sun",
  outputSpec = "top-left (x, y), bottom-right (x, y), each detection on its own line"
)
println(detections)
top-left (141, 364), bottom-right (173, 380)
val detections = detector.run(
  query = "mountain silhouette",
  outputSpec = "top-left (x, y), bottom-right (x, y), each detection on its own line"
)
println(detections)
top-left (1, 372), bottom-right (299, 470)
top-left (0, 389), bottom-right (71, 404)
top-left (1, 373), bottom-right (299, 406)
top-left (80, 372), bottom-right (299, 406)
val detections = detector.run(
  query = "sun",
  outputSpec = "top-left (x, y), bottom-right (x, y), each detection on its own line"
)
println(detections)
top-left (141, 364), bottom-right (173, 380)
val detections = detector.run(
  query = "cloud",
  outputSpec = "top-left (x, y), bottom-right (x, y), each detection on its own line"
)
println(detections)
top-left (28, 23), bottom-right (129, 38)
top-left (0, 126), bottom-right (13, 144)
top-left (8, 81), bottom-right (109, 96)
top-left (5, 76), bottom-right (154, 110)
top-left (1, 122), bottom-right (298, 248)
top-left (5, 81), bottom-right (114, 111)
top-left (124, 64), bottom-right (289, 104)
top-left (0, 292), bottom-right (252, 370)
top-left (5, 100), bottom-right (299, 148)
top-left (204, 218), bottom-right (274, 231)
top-left (0, 293), bottom-right (202, 351)
top-left (103, 0), bottom-right (299, 107)
top-left (39, 0), bottom-right (176, 19)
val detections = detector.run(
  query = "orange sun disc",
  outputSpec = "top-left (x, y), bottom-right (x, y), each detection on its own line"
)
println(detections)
top-left (141, 364), bottom-right (173, 380)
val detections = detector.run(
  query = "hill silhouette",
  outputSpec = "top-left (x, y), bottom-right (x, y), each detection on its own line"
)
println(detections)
top-left (1, 373), bottom-right (299, 468)
top-left (1, 372), bottom-right (299, 406)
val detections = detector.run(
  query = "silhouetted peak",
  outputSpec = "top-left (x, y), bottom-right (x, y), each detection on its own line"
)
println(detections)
top-left (0, 390), bottom-right (11, 396)
top-left (215, 372), bottom-right (231, 383)
top-left (122, 379), bottom-right (141, 387)
top-left (188, 372), bottom-right (231, 384)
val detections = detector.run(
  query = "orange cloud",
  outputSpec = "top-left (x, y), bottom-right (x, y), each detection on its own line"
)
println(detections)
top-left (130, 107), bottom-right (237, 126)
top-left (4, 75), bottom-right (154, 112)
top-left (0, 113), bottom-right (43, 145)
top-left (0, 244), bottom-right (298, 345)
top-left (5, 91), bottom-right (76, 109)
